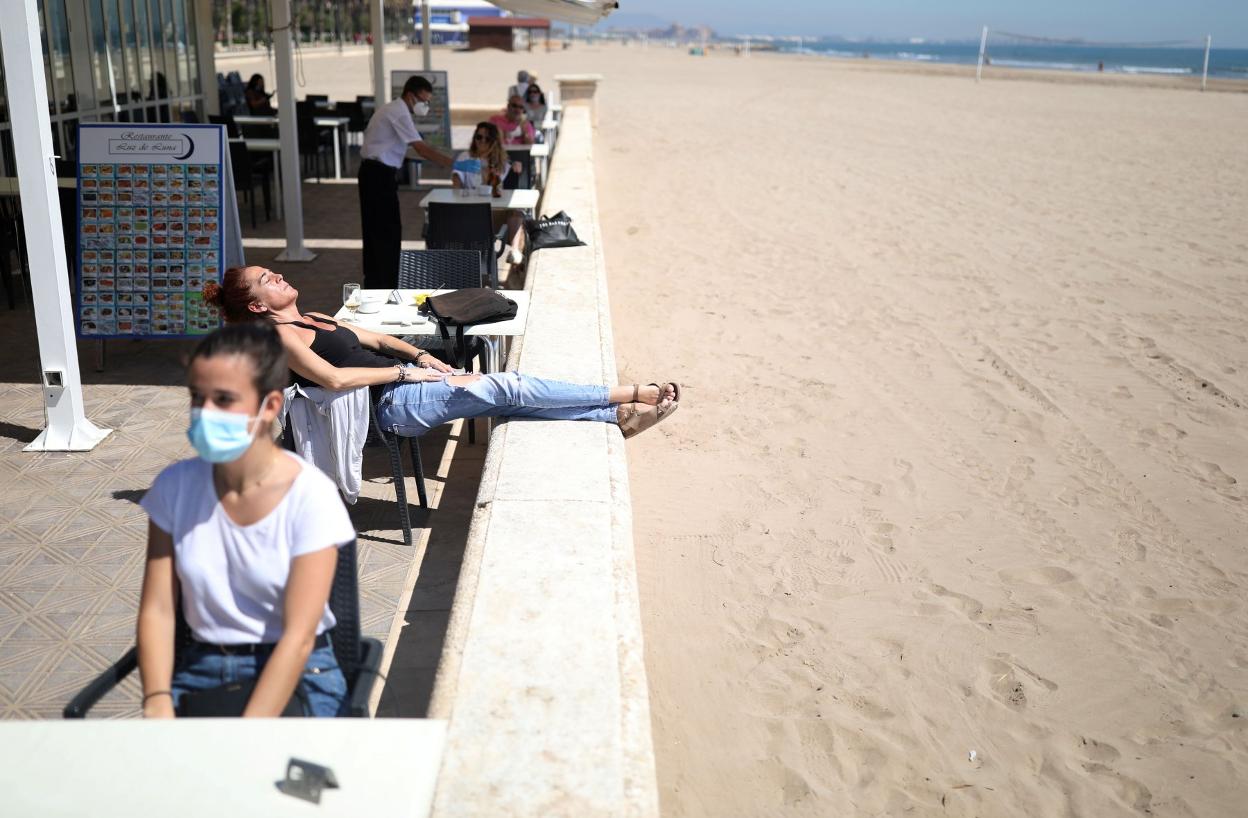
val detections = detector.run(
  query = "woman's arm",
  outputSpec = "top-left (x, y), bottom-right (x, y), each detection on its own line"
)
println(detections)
top-left (309, 316), bottom-right (454, 373)
top-left (243, 546), bottom-right (339, 717)
top-left (137, 521), bottom-right (178, 719)
top-left (276, 324), bottom-right (445, 390)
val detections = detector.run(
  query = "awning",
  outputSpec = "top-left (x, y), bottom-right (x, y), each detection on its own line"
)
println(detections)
top-left (487, 0), bottom-right (617, 26)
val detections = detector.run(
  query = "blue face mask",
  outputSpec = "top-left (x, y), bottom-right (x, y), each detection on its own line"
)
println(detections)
top-left (186, 408), bottom-right (260, 464)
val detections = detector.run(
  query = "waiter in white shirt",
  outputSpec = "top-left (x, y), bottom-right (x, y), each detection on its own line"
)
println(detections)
top-left (358, 74), bottom-right (452, 288)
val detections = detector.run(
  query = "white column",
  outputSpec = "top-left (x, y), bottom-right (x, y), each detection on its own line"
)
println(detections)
top-left (422, 0), bottom-right (432, 70)
top-left (195, 0), bottom-right (220, 116)
top-left (0, 0), bottom-right (110, 452)
top-left (372, 0), bottom-right (386, 106)
top-left (271, 0), bottom-right (316, 261)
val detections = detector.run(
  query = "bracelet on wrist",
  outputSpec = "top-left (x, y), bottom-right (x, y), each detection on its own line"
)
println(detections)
top-left (395, 364), bottom-right (406, 383)
top-left (143, 690), bottom-right (172, 703)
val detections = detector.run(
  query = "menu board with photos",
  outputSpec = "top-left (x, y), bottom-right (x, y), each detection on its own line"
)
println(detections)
top-left (76, 124), bottom-right (231, 338)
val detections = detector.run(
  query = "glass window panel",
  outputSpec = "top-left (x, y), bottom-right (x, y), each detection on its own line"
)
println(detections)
top-left (87, 0), bottom-right (114, 110)
top-left (171, 0), bottom-right (191, 97)
top-left (133, 0), bottom-right (153, 120)
top-left (156, 0), bottom-right (178, 100)
top-left (118, 0), bottom-right (142, 115)
top-left (180, 0), bottom-right (199, 98)
top-left (46, 0), bottom-right (77, 115)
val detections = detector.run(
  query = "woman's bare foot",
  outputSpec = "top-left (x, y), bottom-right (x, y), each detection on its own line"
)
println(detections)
top-left (608, 382), bottom-right (679, 406)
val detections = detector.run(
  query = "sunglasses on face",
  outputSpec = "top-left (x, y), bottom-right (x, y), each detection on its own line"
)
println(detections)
top-left (508, 104), bottom-right (524, 111)
top-left (473, 133), bottom-right (491, 142)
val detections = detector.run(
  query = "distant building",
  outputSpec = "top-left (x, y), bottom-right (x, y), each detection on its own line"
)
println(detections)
top-left (467, 17), bottom-right (552, 52)
top-left (411, 1), bottom-right (506, 46)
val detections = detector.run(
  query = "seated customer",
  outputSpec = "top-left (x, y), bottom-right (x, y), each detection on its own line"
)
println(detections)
top-left (137, 323), bottom-right (356, 718)
top-left (202, 267), bottom-right (681, 440)
top-left (244, 73), bottom-right (275, 114)
top-left (450, 122), bottom-right (525, 264)
top-left (450, 122), bottom-right (509, 192)
top-left (489, 96), bottom-right (536, 185)
top-left (523, 84), bottom-right (548, 136)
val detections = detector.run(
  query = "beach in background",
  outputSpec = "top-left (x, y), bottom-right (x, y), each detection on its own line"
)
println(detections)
top-left (225, 42), bottom-right (1248, 816)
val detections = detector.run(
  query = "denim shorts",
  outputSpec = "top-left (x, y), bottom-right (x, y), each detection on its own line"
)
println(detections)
top-left (171, 642), bottom-right (348, 717)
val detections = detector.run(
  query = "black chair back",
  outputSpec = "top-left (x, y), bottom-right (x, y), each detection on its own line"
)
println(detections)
top-left (426, 202), bottom-right (502, 287)
top-left (229, 141), bottom-right (254, 188)
top-left (397, 249), bottom-right (484, 289)
top-left (208, 113), bottom-right (241, 139)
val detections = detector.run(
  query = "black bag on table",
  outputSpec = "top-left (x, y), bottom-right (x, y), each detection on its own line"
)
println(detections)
top-left (523, 210), bottom-right (586, 251)
top-left (420, 288), bottom-right (518, 368)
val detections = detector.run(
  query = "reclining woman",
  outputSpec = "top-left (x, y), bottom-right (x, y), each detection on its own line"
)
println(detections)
top-left (203, 266), bottom-right (680, 439)
top-left (138, 323), bottom-right (357, 718)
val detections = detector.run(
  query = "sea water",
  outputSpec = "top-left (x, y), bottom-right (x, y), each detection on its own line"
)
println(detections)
top-left (784, 40), bottom-right (1248, 80)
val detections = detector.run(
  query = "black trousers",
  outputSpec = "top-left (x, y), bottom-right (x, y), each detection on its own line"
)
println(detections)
top-left (358, 158), bottom-right (401, 289)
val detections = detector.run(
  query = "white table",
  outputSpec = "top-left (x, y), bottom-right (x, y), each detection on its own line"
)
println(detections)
top-left (334, 288), bottom-right (529, 373)
top-left (0, 719), bottom-right (447, 818)
top-left (234, 113), bottom-right (351, 179)
top-left (541, 114), bottom-right (558, 150)
top-left (419, 188), bottom-right (539, 217)
top-left (237, 136), bottom-right (283, 219)
top-left (530, 143), bottom-right (550, 188)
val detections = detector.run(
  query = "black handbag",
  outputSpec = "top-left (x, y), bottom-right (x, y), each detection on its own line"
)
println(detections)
top-left (523, 210), bottom-right (586, 251)
top-left (177, 678), bottom-right (308, 718)
top-left (420, 288), bottom-right (517, 367)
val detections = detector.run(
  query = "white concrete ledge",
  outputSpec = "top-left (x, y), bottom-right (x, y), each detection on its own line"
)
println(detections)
top-left (428, 105), bottom-right (659, 817)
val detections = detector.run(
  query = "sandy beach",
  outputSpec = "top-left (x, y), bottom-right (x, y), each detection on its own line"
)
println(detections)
top-left (222, 43), bottom-right (1248, 815)
top-left (594, 46), bottom-right (1248, 817)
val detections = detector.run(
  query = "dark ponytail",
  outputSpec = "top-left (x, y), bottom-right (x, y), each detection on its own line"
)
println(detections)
top-left (189, 322), bottom-right (287, 397)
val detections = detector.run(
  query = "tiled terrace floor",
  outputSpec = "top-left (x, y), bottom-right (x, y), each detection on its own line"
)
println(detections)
top-left (0, 173), bottom-right (479, 718)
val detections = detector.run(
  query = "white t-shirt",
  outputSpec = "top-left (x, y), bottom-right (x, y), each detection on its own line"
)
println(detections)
top-left (450, 151), bottom-right (510, 191)
top-left (140, 452), bottom-right (356, 645)
top-left (361, 97), bottom-right (424, 169)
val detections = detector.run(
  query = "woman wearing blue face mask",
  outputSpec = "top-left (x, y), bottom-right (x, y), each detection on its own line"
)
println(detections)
top-left (136, 323), bottom-right (356, 718)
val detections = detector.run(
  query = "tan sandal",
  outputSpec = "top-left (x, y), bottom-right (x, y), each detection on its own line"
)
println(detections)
top-left (618, 383), bottom-right (681, 439)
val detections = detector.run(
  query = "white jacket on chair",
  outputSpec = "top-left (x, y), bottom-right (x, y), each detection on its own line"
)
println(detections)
top-left (279, 384), bottom-right (369, 504)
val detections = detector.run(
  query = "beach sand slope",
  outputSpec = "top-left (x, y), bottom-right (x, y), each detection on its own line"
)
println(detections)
top-left (597, 47), bottom-right (1248, 817)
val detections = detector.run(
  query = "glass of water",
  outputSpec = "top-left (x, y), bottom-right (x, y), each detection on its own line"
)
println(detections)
top-left (342, 282), bottom-right (360, 317)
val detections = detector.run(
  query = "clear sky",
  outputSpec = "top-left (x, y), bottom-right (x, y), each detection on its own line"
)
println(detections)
top-left (609, 1), bottom-right (1248, 47)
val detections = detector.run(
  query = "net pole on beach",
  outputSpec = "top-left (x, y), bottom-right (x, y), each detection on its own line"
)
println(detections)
top-left (421, 0), bottom-right (433, 70)
top-left (1202, 35), bottom-right (1212, 91)
top-left (976, 25), bottom-right (989, 82)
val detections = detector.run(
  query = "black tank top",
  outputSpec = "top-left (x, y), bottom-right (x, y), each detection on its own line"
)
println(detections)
top-left (276, 317), bottom-right (396, 389)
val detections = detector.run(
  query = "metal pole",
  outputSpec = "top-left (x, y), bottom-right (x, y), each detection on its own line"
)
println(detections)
top-left (0, 0), bottom-right (111, 451)
top-left (976, 25), bottom-right (988, 82)
top-left (421, 0), bottom-right (432, 70)
top-left (1201, 34), bottom-right (1211, 91)
top-left (371, 0), bottom-right (386, 106)
top-left (271, 0), bottom-right (316, 261)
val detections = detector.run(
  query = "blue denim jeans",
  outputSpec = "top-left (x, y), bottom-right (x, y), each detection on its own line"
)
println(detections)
top-left (376, 371), bottom-right (617, 436)
top-left (171, 642), bottom-right (348, 717)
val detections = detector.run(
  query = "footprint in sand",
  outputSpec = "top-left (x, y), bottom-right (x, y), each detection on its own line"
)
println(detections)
top-left (999, 566), bottom-right (1077, 586)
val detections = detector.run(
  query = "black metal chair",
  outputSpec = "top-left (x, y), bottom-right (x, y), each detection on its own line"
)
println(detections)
top-left (229, 140), bottom-right (271, 228)
top-left (368, 393), bottom-right (427, 546)
top-left (505, 148), bottom-right (533, 190)
top-left (63, 540), bottom-right (382, 718)
top-left (296, 100), bottom-right (334, 180)
top-left (208, 113), bottom-right (241, 139)
top-left (398, 248), bottom-right (491, 445)
top-left (425, 202), bottom-right (509, 289)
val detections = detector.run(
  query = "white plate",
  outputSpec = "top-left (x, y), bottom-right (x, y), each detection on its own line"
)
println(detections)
top-left (357, 300), bottom-right (383, 314)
